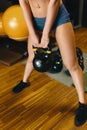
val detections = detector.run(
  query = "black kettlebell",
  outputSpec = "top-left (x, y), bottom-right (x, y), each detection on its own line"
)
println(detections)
top-left (76, 47), bottom-right (83, 56)
top-left (48, 50), bottom-right (63, 73)
top-left (76, 47), bottom-right (84, 70)
top-left (77, 54), bottom-right (84, 70)
top-left (33, 45), bottom-right (52, 72)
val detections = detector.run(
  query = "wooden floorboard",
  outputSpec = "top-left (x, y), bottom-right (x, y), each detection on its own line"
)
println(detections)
top-left (75, 27), bottom-right (87, 53)
top-left (0, 28), bottom-right (87, 130)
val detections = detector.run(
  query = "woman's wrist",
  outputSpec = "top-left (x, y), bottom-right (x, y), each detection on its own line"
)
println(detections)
top-left (42, 30), bottom-right (50, 38)
top-left (29, 29), bottom-right (36, 36)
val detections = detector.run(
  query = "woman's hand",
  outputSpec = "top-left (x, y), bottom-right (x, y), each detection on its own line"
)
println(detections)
top-left (28, 32), bottom-right (40, 47)
top-left (40, 33), bottom-right (50, 48)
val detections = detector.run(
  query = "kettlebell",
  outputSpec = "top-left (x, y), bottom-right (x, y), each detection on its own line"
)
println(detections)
top-left (76, 47), bottom-right (83, 56)
top-left (76, 47), bottom-right (84, 70)
top-left (33, 45), bottom-right (52, 72)
top-left (48, 50), bottom-right (63, 73)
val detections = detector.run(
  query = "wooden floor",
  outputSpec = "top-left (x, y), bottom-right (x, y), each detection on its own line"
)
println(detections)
top-left (0, 28), bottom-right (87, 130)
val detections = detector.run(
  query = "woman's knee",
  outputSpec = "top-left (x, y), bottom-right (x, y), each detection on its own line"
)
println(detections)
top-left (27, 46), bottom-right (35, 63)
top-left (64, 58), bottom-right (79, 72)
top-left (27, 52), bottom-right (34, 63)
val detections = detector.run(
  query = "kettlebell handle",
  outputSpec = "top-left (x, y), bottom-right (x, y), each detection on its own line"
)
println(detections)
top-left (33, 44), bottom-right (52, 54)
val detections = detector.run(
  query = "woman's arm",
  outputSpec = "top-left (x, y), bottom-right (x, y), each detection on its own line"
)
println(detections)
top-left (43, 0), bottom-right (61, 35)
top-left (19, 0), bottom-right (40, 47)
top-left (40, 0), bottom-right (61, 48)
top-left (19, 0), bottom-right (35, 35)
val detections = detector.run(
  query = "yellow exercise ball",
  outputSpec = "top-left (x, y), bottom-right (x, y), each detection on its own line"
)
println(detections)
top-left (0, 13), bottom-right (6, 36)
top-left (2, 5), bottom-right (29, 41)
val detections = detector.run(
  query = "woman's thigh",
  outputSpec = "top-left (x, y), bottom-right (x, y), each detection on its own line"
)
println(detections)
top-left (55, 22), bottom-right (77, 68)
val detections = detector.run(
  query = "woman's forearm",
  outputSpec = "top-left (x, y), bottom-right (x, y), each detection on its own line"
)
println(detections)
top-left (43, 0), bottom-right (60, 35)
top-left (19, 0), bottom-right (35, 35)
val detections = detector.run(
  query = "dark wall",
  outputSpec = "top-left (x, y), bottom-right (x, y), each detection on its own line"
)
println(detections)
top-left (63, 0), bottom-right (87, 27)
top-left (0, 0), bottom-right (19, 12)
top-left (63, 0), bottom-right (80, 26)
top-left (8, 0), bottom-right (19, 5)
top-left (82, 0), bottom-right (87, 27)
top-left (0, 0), bottom-right (12, 12)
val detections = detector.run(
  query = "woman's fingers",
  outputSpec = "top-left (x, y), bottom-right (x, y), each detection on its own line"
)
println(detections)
top-left (40, 38), bottom-right (49, 48)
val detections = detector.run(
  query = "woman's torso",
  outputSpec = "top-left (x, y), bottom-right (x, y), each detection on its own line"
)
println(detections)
top-left (28, 0), bottom-right (63, 18)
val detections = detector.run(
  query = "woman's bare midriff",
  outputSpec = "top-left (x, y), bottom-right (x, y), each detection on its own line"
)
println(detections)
top-left (28, 0), bottom-right (62, 18)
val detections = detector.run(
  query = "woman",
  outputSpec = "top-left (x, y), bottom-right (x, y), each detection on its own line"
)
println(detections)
top-left (12, 0), bottom-right (87, 126)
